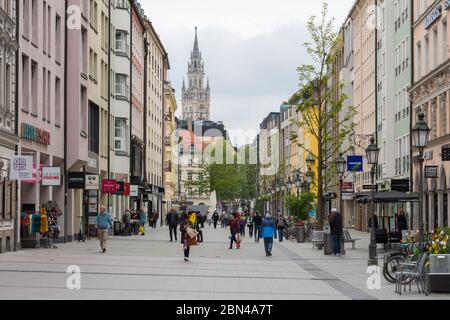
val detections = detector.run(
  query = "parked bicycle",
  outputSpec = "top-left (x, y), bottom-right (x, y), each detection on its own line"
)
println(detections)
top-left (284, 226), bottom-right (297, 242)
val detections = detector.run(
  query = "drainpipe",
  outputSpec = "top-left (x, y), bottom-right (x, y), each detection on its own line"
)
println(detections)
top-left (161, 53), bottom-right (168, 227)
top-left (63, 0), bottom-right (69, 242)
top-left (409, 0), bottom-right (415, 230)
top-left (14, 0), bottom-right (20, 251)
top-left (107, 0), bottom-right (111, 212)
top-left (143, 35), bottom-right (148, 187)
top-left (129, 4), bottom-right (133, 211)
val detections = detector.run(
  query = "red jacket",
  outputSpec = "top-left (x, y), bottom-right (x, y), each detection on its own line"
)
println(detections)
top-left (230, 218), bottom-right (240, 233)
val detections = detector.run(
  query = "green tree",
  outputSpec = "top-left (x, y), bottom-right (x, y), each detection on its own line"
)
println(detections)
top-left (285, 193), bottom-right (317, 222)
top-left (289, 2), bottom-right (356, 230)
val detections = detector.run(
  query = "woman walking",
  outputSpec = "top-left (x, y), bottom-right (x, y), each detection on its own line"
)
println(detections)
top-left (239, 213), bottom-right (247, 237)
top-left (180, 214), bottom-right (195, 262)
top-left (229, 213), bottom-right (240, 249)
top-left (261, 214), bottom-right (276, 256)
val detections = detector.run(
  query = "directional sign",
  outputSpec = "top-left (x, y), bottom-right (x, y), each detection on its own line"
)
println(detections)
top-left (347, 155), bottom-right (363, 172)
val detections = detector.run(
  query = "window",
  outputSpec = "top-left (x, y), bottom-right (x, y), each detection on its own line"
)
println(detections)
top-left (433, 28), bottom-right (438, 69)
top-left (32, 0), bottom-right (38, 44)
top-left (22, 55), bottom-right (29, 112)
top-left (23, 0), bottom-right (30, 39)
top-left (31, 61), bottom-right (37, 115)
top-left (47, 5), bottom-right (52, 56)
top-left (116, 0), bottom-right (130, 9)
top-left (416, 41), bottom-right (422, 78)
top-left (81, 28), bottom-right (88, 75)
top-left (47, 70), bottom-right (51, 122)
top-left (115, 74), bottom-right (128, 97)
top-left (55, 15), bottom-right (62, 63)
top-left (81, 86), bottom-right (87, 134)
top-left (188, 172), bottom-right (193, 182)
top-left (42, 67), bottom-right (47, 120)
top-left (114, 118), bottom-right (127, 151)
top-left (89, 49), bottom-right (98, 81)
top-left (5, 64), bottom-right (11, 112)
top-left (43, 1), bottom-right (47, 53)
top-left (90, 0), bottom-right (98, 30)
top-left (115, 30), bottom-right (128, 53)
top-left (443, 20), bottom-right (448, 63)
top-left (55, 77), bottom-right (61, 126)
top-left (89, 102), bottom-right (99, 154)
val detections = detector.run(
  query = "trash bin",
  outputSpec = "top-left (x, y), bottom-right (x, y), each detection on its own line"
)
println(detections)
top-left (296, 226), bottom-right (306, 243)
top-left (323, 231), bottom-right (332, 255)
top-left (114, 221), bottom-right (122, 236)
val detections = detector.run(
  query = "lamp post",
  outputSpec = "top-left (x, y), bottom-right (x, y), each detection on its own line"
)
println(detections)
top-left (411, 112), bottom-right (431, 253)
top-left (287, 177), bottom-right (293, 218)
top-left (276, 184), bottom-right (281, 217)
top-left (365, 136), bottom-right (380, 266)
top-left (336, 153), bottom-right (347, 216)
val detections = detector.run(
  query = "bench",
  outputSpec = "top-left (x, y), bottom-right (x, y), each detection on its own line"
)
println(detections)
top-left (343, 230), bottom-right (360, 250)
top-left (311, 230), bottom-right (324, 250)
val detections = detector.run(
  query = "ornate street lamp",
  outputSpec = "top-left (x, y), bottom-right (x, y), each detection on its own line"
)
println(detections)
top-left (365, 136), bottom-right (380, 266)
top-left (336, 153), bottom-right (347, 215)
top-left (287, 177), bottom-right (293, 218)
top-left (412, 112), bottom-right (430, 252)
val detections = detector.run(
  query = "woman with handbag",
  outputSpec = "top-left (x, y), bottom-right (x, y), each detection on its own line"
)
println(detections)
top-left (180, 214), bottom-right (197, 262)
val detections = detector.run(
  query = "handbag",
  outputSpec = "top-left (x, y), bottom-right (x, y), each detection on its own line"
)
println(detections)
top-left (186, 227), bottom-right (199, 239)
top-left (188, 236), bottom-right (198, 246)
top-left (139, 225), bottom-right (145, 234)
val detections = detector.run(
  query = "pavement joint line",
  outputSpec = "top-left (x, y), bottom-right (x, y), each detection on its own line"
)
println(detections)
top-left (0, 269), bottom-right (324, 281)
top-left (274, 243), bottom-right (377, 300)
top-left (0, 285), bottom-right (345, 297)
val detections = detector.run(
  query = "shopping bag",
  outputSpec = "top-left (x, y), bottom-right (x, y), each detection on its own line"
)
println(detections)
top-left (186, 227), bottom-right (199, 239)
top-left (139, 225), bottom-right (145, 234)
top-left (188, 236), bottom-right (198, 246)
top-left (236, 233), bottom-right (242, 243)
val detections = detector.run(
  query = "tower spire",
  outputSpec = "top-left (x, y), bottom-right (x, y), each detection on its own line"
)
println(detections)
top-left (193, 26), bottom-right (199, 54)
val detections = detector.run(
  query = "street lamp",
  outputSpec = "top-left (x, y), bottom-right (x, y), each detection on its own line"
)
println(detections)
top-left (336, 153), bottom-right (347, 215)
top-left (365, 136), bottom-right (380, 266)
top-left (287, 177), bottom-right (293, 218)
top-left (411, 112), bottom-right (430, 252)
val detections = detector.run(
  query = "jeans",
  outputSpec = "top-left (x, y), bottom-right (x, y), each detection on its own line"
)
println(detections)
top-left (254, 226), bottom-right (261, 242)
top-left (278, 228), bottom-right (284, 242)
top-left (214, 221), bottom-right (218, 229)
top-left (331, 233), bottom-right (342, 254)
top-left (169, 225), bottom-right (177, 241)
top-left (263, 237), bottom-right (273, 254)
top-left (229, 232), bottom-right (237, 248)
top-left (248, 225), bottom-right (253, 238)
top-left (239, 225), bottom-right (246, 237)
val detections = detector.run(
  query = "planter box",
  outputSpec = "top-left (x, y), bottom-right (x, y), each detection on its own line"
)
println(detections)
top-left (428, 254), bottom-right (450, 293)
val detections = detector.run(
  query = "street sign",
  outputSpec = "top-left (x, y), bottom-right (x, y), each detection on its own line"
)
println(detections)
top-left (10, 156), bottom-right (33, 180)
top-left (342, 193), bottom-right (355, 201)
top-left (391, 179), bottom-right (410, 192)
top-left (347, 155), bottom-right (363, 172)
top-left (363, 185), bottom-right (378, 191)
top-left (442, 146), bottom-right (450, 161)
top-left (425, 166), bottom-right (438, 178)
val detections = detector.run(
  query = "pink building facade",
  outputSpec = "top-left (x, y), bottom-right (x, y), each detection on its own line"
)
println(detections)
top-left (410, 0), bottom-right (450, 231)
top-left (18, 0), bottom-right (66, 245)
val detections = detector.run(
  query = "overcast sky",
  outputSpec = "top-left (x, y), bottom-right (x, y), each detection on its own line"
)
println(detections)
top-left (141, 0), bottom-right (355, 146)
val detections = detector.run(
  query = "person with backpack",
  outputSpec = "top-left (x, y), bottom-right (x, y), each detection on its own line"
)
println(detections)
top-left (276, 214), bottom-right (289, 242)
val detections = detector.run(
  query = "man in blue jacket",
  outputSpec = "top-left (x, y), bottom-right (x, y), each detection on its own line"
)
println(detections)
top-left (97, 206), bottom-right (113, 253)
top-left (261, 214), bottom-right (276, 256)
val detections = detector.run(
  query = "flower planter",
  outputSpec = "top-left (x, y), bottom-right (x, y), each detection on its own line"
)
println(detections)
top-left (428, 254), bottom-right (450, 293)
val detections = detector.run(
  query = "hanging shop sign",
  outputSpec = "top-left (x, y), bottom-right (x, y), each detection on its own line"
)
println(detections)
top-left (425, 166), bottom-right (439, 178)
top-left (68, 172), bottom-right (85, 189)
top-left (41, 167), bottom-right (61, 186)
top-left (425, 4), bottom-right (442, 29)
top-left (391, 179), bottom-right (410, 192)
top-left (363, 185), bottom-right (378, 191)
top-left (10, 156), bottom-right (34, 180)
top-left (442, 145), bottom-right (450, 161)
top-left (342, 193), bottom-right (355, 201)
top-left (130, 185), bottom-right (139, 197)
top-left (124, 183), bottom-right (130, 196)
top-left (342, 182), bottom-right (354, 192)
top-left (347, 155), bottom-right (363, 172)
top-left (88, 190), bottom-right (98, 213)
top-left (21, 123), bottom-right (50, 145)
top-left (85, 174), bottom-right (100, 190)
top-left (102, 179), bottom-right (117, 194)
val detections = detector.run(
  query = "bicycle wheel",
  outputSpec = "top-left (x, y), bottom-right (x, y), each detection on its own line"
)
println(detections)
top-left (383, 254), bottom-right (405, 283)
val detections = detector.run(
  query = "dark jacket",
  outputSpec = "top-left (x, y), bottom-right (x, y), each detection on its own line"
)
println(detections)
top-left (397, 214), bottom-right (408, 231)
top-left (253, 215), bottom-right (262, 226)
top-left (328, 212), bottom-right (343, 235)
top-left (212, 212), bottom-right (219, 222)
top-left (276, 217), bottom-right (288, 229)
top-left (230, 217), bottom-right (240, 233)
top-left (180, 220), bottom-right (193, 243)
top-left (166, 211), bottom-right (179, 226)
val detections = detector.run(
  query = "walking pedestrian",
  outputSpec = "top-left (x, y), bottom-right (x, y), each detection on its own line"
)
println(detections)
top-left (195, 211), bottom-right (203, 243)
top-left (328, 208), bottom-right (343, 256)
top-left (229, 213), bottom-right (240, 249)
top-left (212, 211), bottom-right (219, 229)
top-left (180, 214), bottom-right (196, 262)
top-left (122, 209), bottom-right (131, 236)
top-left (239, 213), bottom-right (247, 237)
top-left (223, 212), bottom-right (229, 229)
top-left (261, 214), bottom-right (276, 256)
top-left (166, 209), bottom-right (179, 242)
top-left (396, 210), bottom-right (408, 231)
top-left (253, 212), bottom-right (262, 242)
top-left (138, 209), bottom-right (147, 235)
top-left (96, 206), bottom-right (113, 253)
top-left (276, 215), bottom-right (288, 242)
top-left (247, 214), bottom-right (253, 238)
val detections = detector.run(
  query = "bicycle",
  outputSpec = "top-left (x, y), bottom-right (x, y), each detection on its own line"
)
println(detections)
top-left (284, 226), bottom-right (297, 242)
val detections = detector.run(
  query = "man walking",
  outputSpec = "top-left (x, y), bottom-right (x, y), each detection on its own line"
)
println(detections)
top-left (212, 211), bottom-right (219, 229)
top-left (261, 214), bottom-right (276, 256)
top-left (166, 209), bottom-right (179, 242)
top-left (253, 212), bottom-right (262, 242)
top-left (96, 206), bottom-right (113, 253)
top-left (328, 208), bottom-right (344, 256)
top-left (276, 214), bottom-right (288, 242)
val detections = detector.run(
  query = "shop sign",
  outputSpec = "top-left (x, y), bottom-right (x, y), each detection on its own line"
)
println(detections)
top-left (41, 167), bottom-right (61, 186)
top-left (442, 145), bottom-right (450, 161)
top-left (363, 185), bottom-right (378, 191)
top-left (424, 150), bottom-right (433, 160)
top-left (115, 181), bottom-right (124, 195)
top-left (124, 183), bottom-right (130, 196)
top-left (102, 179), bottom-right (117, 194)
top-left (342, 193), bottom-right (355, 201)
top-left (68, 172), bottom-right (85, 189)
top-left (342, 182), bottom-right (354, 192)
top-left (425, 4), bottom-right (442, 29)
top-left (88, 190), bottom-right (98, 213)
top-left (130, 185), bottom-right (139, 197)
top-left (425, 166), bottom-right (439, 178)
top-left (391, 179), bottom-right (410, 192)
top-left (347, 155), bottom-right (363, 172)
top-left (21, 123), bottom-right (50, 145)
top-left (85, 174), bottom-right (100, 190)
top-left (10, 156), bottom-right (33, 180)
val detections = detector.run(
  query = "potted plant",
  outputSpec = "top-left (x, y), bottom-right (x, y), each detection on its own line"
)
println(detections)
top-left (427, 227), bottom-right (450, 293)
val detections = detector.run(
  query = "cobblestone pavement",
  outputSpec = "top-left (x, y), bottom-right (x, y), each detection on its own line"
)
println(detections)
top-left (0, 225), bottom-right (449, 300)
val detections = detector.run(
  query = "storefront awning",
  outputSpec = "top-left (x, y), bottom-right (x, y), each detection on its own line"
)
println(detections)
top-left (358, 191), bottom-right (420, 204)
